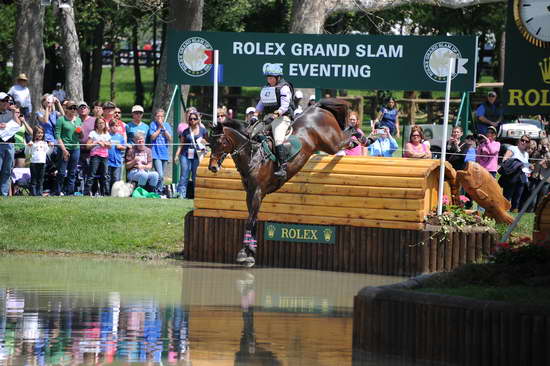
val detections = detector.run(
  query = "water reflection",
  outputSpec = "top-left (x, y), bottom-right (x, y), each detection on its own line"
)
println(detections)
top-left (0, 255), bottom-right (404, 365)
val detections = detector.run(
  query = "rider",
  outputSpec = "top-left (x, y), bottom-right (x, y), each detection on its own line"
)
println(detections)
top-left (254, 63), bottom-right (295, 179)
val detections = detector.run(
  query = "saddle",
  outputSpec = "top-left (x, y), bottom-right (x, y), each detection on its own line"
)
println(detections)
top-left (247, 116), bottom-right (302, 163)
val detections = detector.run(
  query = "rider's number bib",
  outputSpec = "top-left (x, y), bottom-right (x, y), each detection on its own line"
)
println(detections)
top-left (260, 86), bottom-right (277, 105)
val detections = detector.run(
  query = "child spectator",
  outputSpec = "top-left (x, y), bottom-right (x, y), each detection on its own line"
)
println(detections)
top-left (84, 118), bottom-right (111, 196)
top-left (107, 121), bottom-right (126, 194)
top-left (25, 126), bottom-right (48, 196)
top-left (476, 126), bottom-right (500, 177)
top-left (464, 135), bottom-right (477, 164)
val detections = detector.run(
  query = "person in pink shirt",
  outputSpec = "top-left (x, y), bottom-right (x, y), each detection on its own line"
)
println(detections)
top-left (476, 126), bottom-right (500, 177)
top-left (344, 111), bottom-right (367, 156)
top-left (84, 118), bottom-right (111, 196)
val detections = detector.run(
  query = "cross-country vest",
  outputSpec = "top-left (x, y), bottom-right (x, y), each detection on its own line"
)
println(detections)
top-left (259, 78), bottom-right (295, 117)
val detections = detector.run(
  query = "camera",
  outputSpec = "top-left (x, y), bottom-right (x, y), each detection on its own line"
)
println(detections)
top-left (375, 128), bottom-right (385, 135)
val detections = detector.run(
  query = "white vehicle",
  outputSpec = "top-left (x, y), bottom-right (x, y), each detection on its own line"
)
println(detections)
top-left (497, 118), bottom-right (547, 144)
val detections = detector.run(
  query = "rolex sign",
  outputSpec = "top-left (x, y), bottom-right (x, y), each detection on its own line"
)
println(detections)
top-left (503, 0), bottom-right (550, 114)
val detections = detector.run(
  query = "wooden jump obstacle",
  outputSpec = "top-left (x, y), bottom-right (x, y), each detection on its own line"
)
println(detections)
top-left (534, 193), bottom-right (550, 245)
top-left (184, 155), bottom-right (496, 275)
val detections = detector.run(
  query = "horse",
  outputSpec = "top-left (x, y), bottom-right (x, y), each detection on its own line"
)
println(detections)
top-left (206, 99), bottom-right (354, 267)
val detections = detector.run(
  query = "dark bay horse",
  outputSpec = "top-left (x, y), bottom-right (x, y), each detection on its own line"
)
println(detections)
top-left (206, 99), bottom-right (353, 267)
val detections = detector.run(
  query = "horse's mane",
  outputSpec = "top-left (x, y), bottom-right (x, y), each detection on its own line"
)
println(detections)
top-left (317, 98), bottom-right (350, 130)
top-left (212, 118), bottom-right (248, 136)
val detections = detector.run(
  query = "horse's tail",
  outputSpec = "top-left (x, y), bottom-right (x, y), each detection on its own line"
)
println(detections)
top-left (317, 98), bottom-right (350, 130)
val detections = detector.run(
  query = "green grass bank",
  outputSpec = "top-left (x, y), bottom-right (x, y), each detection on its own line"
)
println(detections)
top-left (0, 197), bottom-right (193, 258)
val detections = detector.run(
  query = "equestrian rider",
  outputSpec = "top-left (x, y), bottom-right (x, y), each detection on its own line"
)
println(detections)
top-left (254, 64), bottom-right (295, 179)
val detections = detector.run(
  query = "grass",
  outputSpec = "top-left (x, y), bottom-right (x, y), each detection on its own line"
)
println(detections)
top-left (417, 285), bottom-right (550, 305)
top-left (0, 197), bottom-right (193, 257)
top-left (100, 66), bottom-right (155, 117)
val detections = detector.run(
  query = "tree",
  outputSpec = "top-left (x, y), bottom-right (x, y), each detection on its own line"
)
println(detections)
top-left (13, 0), bottom-right (46, 119)
top-left (55, 0), bottom-right (83, 102)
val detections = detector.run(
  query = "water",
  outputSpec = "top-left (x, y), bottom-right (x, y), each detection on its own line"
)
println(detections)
top-left (0, 254), bottom-right (405, 365)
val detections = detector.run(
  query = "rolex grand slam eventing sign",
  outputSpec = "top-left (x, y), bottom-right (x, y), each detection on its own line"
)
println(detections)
top-left (503, 0), bottom-right (550, 114)
top-left (167, 31), bottom-right (477, 91)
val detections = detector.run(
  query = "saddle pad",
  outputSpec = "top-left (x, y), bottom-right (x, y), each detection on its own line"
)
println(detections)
top-left (262, 135), bottom-right (302, 163)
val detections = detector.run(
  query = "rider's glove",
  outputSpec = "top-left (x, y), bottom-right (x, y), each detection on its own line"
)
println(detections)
top-left (250, 116), bottom-right (258, 123)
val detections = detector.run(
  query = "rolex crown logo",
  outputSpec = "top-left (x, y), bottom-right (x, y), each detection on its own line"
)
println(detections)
top-left (323, 228), bottom-right (332, 241)
top-left (267, 224), bottom-right (276, 238)
top-left (540, 57), bottom-right (550, 84)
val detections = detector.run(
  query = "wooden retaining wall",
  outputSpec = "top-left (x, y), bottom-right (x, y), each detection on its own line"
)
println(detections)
top-left (183, 212), bottom-right (497, 276)
top-left (194, 155), bottom-right (454, 230)
top-left (353, 285), bottom-right (550, 366)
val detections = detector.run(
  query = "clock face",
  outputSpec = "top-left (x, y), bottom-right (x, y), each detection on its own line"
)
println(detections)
top-left (514, 0), bottom-right (550, 47)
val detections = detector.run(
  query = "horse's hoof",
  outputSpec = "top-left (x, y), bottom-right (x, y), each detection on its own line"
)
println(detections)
top-left (236, 248), bottom-right (248, 263)
top-left (242, 257), bottom-right (256, 268)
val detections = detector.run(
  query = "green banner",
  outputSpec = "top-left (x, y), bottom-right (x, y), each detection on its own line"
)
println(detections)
top-left (264, 222), bottom-right (336, 244)
top-left (503, 0), bottom-right (550, 114)
top-left (168, 30), bottom-right (478, 91)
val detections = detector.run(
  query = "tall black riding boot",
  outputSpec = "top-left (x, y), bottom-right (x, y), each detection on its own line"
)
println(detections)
top-left (274, 145), bottom-right (287, 179)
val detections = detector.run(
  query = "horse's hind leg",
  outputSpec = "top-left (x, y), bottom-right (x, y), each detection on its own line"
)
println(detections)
top-left (236, 188), bottom-right (262, 267)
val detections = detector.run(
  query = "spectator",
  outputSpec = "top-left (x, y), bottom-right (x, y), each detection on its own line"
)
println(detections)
top-left (475, 126), bottom-right (500, 177)
top-left (463, 135), bottom-right (477, 165)
top-left (8, 74), bottom-right (32, 119)
top-left (92, 101), bottom-right (103, 118)
top-left (293, 90), bottom-right (304, 117)
top-left (216, 106), bottom-right (227, 123)
top-left (344, 112), bottom-right (366, 156)
top-left (148, 108), bottom-right (172, 193)
top-left (373, 97), bottom-right (400, 138)
top-left (107, 120), bottom-right (126, 193)
top-left (52, 82), bottom-right (66, 103)
top-left (500, 135), bottom-right (532, 211)
top-left (307, 94), bottom-right (316, 107)
top-left (475, 91), bottom-right (502, 135)
top-left (368, 126), bottom-right (398, 157)
top-left (12, 105), bottom-right (34, 168)
top-left (126, 105), bottom-right (149, 144)
top-left (84, 118), bottom-right (111, 196)
top-left (77, 101), bottom-right (97, 183)
top-left (102, 101), bottom-right (126, 142)
top-left (177, 107), bottom-right (197, 135)
top-left (36, 94), bottom-right (64, 148)
top-left (446, 126), bottom-right (464, 170)
top-left (245, 107), bottom-right (256, 124)
top-left (25, 126), bottom-right (48, 196)
top-left (531, 138), bottom-right (550, 207)
top-left (0, 92), bottom-right (19, 196)
top-left (125, 131), bottom-right (159, 192)
top-left (54, 100), bottom-right (83, 196)
top-left (404, 127), bottom-right (432, 159)
top-left (174, 111), bottom-right (207, 199)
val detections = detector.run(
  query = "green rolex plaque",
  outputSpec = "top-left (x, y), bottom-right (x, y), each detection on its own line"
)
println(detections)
top-left (264, 222), bottom-right (336, 244)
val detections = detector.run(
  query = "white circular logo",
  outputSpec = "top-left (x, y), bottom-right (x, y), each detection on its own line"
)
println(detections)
top-left (177, 37), bottom-right (213, 77)
top-left (423, 42), bottom-right (462, 83)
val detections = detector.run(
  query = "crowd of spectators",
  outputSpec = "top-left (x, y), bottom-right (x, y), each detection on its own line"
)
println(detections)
top-left (1, 78), bottom-right (549, 212)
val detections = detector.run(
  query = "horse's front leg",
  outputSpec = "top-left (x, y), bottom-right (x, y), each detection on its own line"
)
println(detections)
top-left (236, 188), bottom-right (263, 267)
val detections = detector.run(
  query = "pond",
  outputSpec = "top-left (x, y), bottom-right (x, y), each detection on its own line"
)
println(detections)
top-left (0, 254), bottom-right (404, 365)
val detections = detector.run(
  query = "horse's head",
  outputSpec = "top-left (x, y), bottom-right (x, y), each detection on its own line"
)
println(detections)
top-left (206, 119), bottom-right (248, 173)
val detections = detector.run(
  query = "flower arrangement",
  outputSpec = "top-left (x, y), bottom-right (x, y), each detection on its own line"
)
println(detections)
top-left (425, 195), bottom-right (495, 233)
top-left (490, 236), bottom-right (550, 265)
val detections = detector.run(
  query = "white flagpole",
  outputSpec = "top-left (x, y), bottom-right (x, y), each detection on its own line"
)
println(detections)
top-left (212, 50), bottom-right (219, 126)
top-left (437, 57), bottom-right (456, 216)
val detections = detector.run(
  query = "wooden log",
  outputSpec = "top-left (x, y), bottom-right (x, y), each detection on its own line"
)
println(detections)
top-left (195, 187), bottom-right (424, 210)
top-left (194, 198), bottom-right (425, 222)
top-left (193, 208), bottom-right (425, 230)
top-left (196, 167), bottom-right (427, 188)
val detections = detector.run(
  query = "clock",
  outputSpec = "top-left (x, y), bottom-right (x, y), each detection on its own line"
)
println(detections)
top-left (513, 0), bottom-right (550, 47)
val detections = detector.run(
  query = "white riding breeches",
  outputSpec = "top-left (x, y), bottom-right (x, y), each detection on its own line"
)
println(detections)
top-left (272, 115), bottom-right (291, 146)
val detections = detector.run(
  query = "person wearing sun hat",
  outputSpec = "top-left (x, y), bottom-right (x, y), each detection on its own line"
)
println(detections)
top-left (8, 73), bottom-right (32, 119)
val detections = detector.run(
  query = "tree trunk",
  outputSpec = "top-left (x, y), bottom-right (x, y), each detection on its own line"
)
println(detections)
top-left (290, 0), bottom-right (327, 34)
top-left (56, 0), bottom-right (83, 102)
top-left (153, 0), bottom-right (204, 112)
top-left (132, 24), bottom-right (144, 106)
top-left (88, 21), bottom-right (105, 104)
top-left (13, 0), bottom-right (45, 122)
